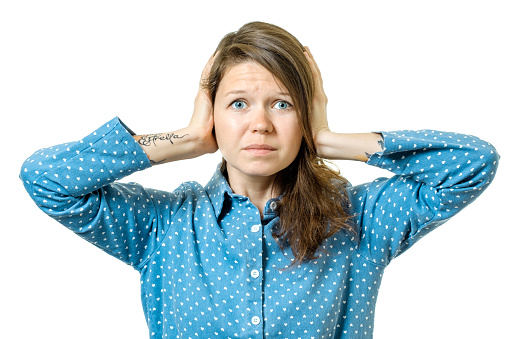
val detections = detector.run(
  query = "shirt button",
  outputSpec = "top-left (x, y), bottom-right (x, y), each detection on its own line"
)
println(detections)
top-left (250, 269), bottom-right (260, 279)
top-left (251, 225), bottom-right (260, 232)
top-left (269, 201), bottom-right (278, 211)
top-left (251, 316), bottom-right (260, 325)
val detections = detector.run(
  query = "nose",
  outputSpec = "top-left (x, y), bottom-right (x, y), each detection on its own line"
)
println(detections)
top-left (250, 107), bottom-right (273, 134)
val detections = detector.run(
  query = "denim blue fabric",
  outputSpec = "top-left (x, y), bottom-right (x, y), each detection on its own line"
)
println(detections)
top-left (20, 117), bottom-right (499, 338)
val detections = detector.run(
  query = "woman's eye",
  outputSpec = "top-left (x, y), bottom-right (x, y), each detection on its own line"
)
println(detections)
top-left (275, 101), bottom-right (292, 110)
top-left (232, 100), bottom-right (246, 110)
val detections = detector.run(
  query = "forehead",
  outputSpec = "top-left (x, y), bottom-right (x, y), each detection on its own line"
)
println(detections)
top-left (217, 62), bottom-right (288, 95)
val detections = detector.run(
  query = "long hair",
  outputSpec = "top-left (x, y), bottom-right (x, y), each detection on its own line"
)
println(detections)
top-left (203, 21), bottom-right (353, 267)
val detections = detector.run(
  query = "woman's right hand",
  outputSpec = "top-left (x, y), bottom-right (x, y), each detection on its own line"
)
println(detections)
top-left (133, 54), bottom-right (218, 165)
top-left (189, 53), bottom-right (218, 156)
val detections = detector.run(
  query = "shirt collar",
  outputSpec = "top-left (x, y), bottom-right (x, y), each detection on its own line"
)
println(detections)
top-left (204, 163), bottom-right (285, 220)
top-left (205, 164), bottom-right (235, 219)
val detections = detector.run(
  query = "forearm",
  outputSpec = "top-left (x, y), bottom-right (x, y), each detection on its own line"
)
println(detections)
top-left (368, 130), bottom-right (499, 190)
top-left (20, 117), bottom-right (151, 200)
top-left (133, 127), bottom-right (215, 165)
top-left (314, 130), bottom-right (384, 161)
top-left (133, 127), bottom-right (192, 165)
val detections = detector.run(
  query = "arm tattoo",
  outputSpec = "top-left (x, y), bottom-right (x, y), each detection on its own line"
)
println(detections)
top-left (149, 158), bottom-right (167, 165)
top-left (136, 133), bottom-right (189, 147)
top-left (377, 137), bottom-right (384, 151)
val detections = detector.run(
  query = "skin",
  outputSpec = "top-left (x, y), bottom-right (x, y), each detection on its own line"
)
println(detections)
top-left (213, 62), bottom-right (303, 208)
top-left (133, 47), bottom-right (384, 213)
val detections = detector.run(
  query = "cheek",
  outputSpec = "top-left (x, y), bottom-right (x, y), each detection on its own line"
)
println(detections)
top-left (214, 111), bottom-right (239, 149)
top-left (213, 108), bottom-right (226, 142)
top-left (283, 119), bottom-right (303, 146)
top-left (284, 121), bottom-right (304, 160)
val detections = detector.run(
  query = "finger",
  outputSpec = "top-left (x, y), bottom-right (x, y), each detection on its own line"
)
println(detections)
top-left (304, 47), bottom-right (323, 90)
top-left (304, 46), bottom-right (323, 81)
top-left (205, 53), bottom-right (216, 72)
top-left (304, 48), bottom-right (325, 96)
top-left (200, 53), bottom-right (217, 85)
top-left (303, 47), bottom-right (316, 73)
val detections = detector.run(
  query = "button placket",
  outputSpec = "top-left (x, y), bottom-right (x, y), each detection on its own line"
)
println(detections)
top-left (244, 202), bottom-right (264, 332)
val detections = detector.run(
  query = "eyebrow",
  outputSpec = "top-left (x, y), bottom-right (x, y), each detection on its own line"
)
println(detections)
top-left (224, 90), bottom-right (292, 97)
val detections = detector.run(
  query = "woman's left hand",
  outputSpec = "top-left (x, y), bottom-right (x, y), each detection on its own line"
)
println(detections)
top-left (304, 46), bottom-right (331, 146)
top-left (304, 47), bottom-right (383, 161)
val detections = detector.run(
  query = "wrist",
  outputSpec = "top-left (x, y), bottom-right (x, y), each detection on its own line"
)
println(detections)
top-left (314, 131), bottom-right (383, 162)
top-left (313, 129), bottom-right (334, 158)
top-left (186, 126), bottom-right (218, 158)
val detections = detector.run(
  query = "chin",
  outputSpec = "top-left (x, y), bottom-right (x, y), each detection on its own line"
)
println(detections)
top-left (240, 166), bottom-right (281, 178)
top-left (225, 161), bottom-right (283, 179)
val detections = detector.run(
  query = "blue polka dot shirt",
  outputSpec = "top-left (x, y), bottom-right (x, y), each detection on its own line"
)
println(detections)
top-left (20, 117), bottom-right (499, 338)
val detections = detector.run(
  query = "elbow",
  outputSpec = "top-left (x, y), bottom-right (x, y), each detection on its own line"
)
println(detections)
top-left (469, 142), bottom-right (500, 191)
top-left (20, 154), bottom-right (70, 212)
top-left (481, 142), bottom-right (499, 183)
top-left (20, 155), bottom-right (38, 196)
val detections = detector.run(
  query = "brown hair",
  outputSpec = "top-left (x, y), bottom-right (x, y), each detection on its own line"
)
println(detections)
top-left (203, 21), bottom-right (353, 267)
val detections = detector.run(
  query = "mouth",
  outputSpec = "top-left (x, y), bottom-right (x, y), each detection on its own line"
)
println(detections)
top-left (243, 144), bottom-right (277, 155)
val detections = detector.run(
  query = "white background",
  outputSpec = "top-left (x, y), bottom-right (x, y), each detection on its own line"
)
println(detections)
top-left (1, 1), bottom-right (507, 338)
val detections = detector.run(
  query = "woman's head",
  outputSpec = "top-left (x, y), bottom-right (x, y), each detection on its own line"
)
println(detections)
top-left (202, 21), bottom-right (317, 181)
top-left (212, 61), bottom-right (304, 184)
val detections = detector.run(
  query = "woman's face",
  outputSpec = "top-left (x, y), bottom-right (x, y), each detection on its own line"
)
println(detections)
top-left (214, 62), bottom-right (303, 184)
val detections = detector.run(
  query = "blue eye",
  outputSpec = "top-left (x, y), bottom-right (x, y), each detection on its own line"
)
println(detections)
top-left (275, 101), bottom-right (291, 110)
top-left (232, 100), bottom-right (246, 110)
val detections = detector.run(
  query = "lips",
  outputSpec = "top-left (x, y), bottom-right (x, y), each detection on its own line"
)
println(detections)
top-left (243, 144), bottom-right (276, 151)
top-left (243, 144), bottom-right (277, 155)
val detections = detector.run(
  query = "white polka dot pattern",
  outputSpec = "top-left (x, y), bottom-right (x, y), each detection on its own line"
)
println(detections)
top-left (20, 118), bottom-right (499, 338)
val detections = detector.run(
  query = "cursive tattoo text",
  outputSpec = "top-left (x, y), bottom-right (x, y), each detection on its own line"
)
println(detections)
top-left (136, 133), bottom-right (189, 147)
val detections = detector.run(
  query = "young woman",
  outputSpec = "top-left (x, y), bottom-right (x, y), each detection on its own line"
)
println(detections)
top-left (20, 22), bottom-right (499, 338)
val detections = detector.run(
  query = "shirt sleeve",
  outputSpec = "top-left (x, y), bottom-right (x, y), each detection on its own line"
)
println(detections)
top-left (19, 117), bottom-right (185, 270)
top-left (349, 130), bottom-right (499, 266)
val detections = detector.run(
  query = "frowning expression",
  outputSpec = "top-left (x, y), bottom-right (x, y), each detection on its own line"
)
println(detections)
top-left (214, 62), bottom-right (303, 183)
